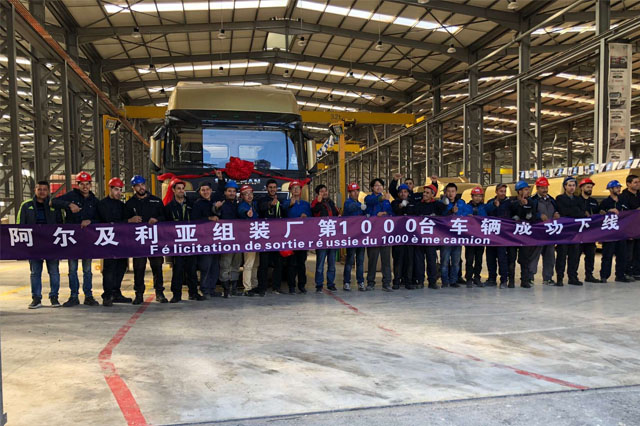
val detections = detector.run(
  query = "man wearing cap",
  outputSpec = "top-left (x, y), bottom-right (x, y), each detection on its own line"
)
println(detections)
top-left (311, 184), bottom-right (340, 293)
top-left (97, 177), bottom-right (133, 306)
top-left (599, 180), bottom-right (630, 283)
top-left (215, 180), bottom-right (242, 298)
top-left (286, 180), bottom-right (312, 293)
top-left (529, 176), bottom-right (560, 286)
top-left (342, 182), bottom-right (366, 291)
top-left (192, 181), bottom-right (222, 298)
top-left (485, 183), bottom-right (514, 287)
top-left (238, 184), bottom-right (260, 296)
top-left (555, 176), bottom-right (584, 286)
top-left (390, 173), bottom-right (438, 204)
top-left (365, 178), bottom-right (394, 291)
top-left (52, 171), bottom-right (100, 307)
top-left (510, 181), bottom-right (538, 288)
top-left (621, 174), bottom-right (640, 279)
top-left (255, 179), bottom-right (287, 295)
top-left (391, 183), bottom-right (416, 290)
top-left (125, 175), bottom-right (168, 304)
top-left (578, 178), bottom-right (600, 283)
top-left (411, 184), bottom-right (445, 289)
top-left (439, 183), bottom-right (471, 288)
top-left (165, 179), bottom-right (203, 303)
top-left (465, 187), bottom-right (488, 288)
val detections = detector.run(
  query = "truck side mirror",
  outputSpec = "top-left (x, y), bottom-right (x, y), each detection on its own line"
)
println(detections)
top-left (149, 126), bottom-right (166, 171)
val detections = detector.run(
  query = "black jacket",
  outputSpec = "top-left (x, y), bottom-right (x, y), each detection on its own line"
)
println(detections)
top-left (124, 193), bottom-right (165, 222)
top-left (258, 195), bottom-right (287, 219)
top-left (389, 179), bottom-right (437, 203)
top-left (485, 197), bottom-right (513, 218)
top-left (600, 196), bottom-right (629, 213)
top-left (410, 200), bottom-right (446, 216)
top-left (391, 198), bottom-right (415, 216)
top-left (97, 196), bottom-right (126, 223)
top-left (191, 197), bottom-right (215, 221)
top-left (215, 199), bottom-right (239, 220)
top-left (556, 194), bottom-right (585, 218)
top-left (311, 198), bottom-right (339, 217)
top-left (165, 198), bottom-right (192, 222)
top-left (621, 189), bottom-right (640, 210)
top-left (577, 195), bottom-right (600, 216)
top-left (51, 188), bottom-right (99, 224)
top-left (510, 197), bottom-right (538, 222)
top-left (17, 196), bottom-right (61, 225)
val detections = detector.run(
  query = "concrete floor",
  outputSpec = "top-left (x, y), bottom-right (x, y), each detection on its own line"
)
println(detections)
top-left (0, 253), bottom-right (639, 426)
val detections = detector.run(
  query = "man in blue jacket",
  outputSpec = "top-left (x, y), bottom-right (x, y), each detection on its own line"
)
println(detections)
top-left (215, 180), bottom-right (241, 298)
top-left (286, 180), bottom-right (312, 293)
top-left (484, 183), bottom-right (514, 287)
top-left (342, 182), bottom-right (366, 291)
top-left (391, 183), bottom-right (416, 290)
top-left (18, 181), bottom-right (63, 309)
top-left (192, 181), bottom-right (222, 298)
top-left (440, 183), bottom-right (471, 288)
top-left (465, 186), bottom-right (488, 287)
top-left (365, 178), bottom-right (393, 291)
top-left (51, 171), bottom-right (100, 307)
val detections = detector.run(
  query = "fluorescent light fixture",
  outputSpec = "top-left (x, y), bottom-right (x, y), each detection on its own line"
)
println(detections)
top-left (304, 125), bottom-right (330, 132)
top-left (297, 100), bottom-right (357, 112)
top-left (272, 83), bottom-right (375, 99)
top-left (542, 92), bottom-right (594, 105)
top-left (274, 63), bottom-right (395, 83)
top-left (296, 0), bottom-right (459, 33)
top-left (139, 61), bottom-right (269, 74)
top-left (104, 1), bottom-right (288, 13)
top-left (0, 55), bottom-right (32, 66)
top-left (484, 127), bottom-right (513, 134)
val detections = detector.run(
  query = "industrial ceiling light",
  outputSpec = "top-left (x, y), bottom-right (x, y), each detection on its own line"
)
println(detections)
top-left (159, 88), bottom-right (165, 94)
top-left (417, 0), bottom-right (430, 3)
top-left (297, 36), bottom-right (306, 47)
top-left (283, 69), bottom-right (291, 78)
top-left (328, 94), bottom-right (334, 101)
top-left (348, 70), bottom-right (355, 78)
top-left (131, 27), bottom-right (141, 38)
top-left (507, 0), bottom-right (518, 10)
top-left (217, 66), bottom-right (225, 75)
top-left (218, 29), bottom-right (226, 39)
top-left (375, 40), bottom-right (384, 51)
top-left (447, 44), bottom-right (456, 53)
top-left (148, 63), bottom-right (155, 71)
top-left (380, 96), bottom-right (386, 102)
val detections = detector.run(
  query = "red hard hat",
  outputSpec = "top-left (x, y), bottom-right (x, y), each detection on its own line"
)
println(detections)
top-left (348, 182), bottom-right (360, 191)
top-left (535, 176), bottom-right (549, 187)
top-left (240, 184), bottom-right (253, 193)
top-left (279, 250), bottom-right (294, 257)
top-left (424, 184), bottom-right (437, 194)
top-left (579, 178), bottom-right (595, 187)
top-left (289, 180), bottom-right (302, 189)
top-left (471, 186), bottom-right (484, 195)
top-left (108, 177), bottom-right (124, 188)
top-left (76, 171), bottom-right (92, 182)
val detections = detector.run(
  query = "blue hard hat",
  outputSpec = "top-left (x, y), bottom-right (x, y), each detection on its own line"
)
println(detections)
top-left (397, 184), bottom-right (410, 192)
top-left (563, 176), bottom-right (577, 186)
top-left (130, 175), bottom-right (146, 186)
top-left (225, 180), bottom-right (239, 189)
top-left (606, 180), bottom-right (622, 190)
top-left (515, 180), bottom-right (529, 191)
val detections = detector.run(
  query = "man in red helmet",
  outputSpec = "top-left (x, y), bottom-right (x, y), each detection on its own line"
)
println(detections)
top-left (578, 178), bottom-right (600, 283)
top-left (52, 171), bottom-right (100, 307)
top-left (97, 177), bottom-right (133, 306)
top-left (529, 176), bottom-right (560, 286)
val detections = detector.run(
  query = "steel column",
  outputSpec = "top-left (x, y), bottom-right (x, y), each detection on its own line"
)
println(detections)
top-left (61, 63), bottom-right (72, 192)
top-left (593, 0), bottom-right (610, 164)
top-left (6, 3), bottom-right (22, 217)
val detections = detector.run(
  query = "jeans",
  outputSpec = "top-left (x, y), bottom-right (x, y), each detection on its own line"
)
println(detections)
top-left (343, 247), bottom-right (365, 285)
top-left (30, 259), bottom-right (60, 298)
top-left (133, 257), bottom-right (164, 294)
top-left (198, 254), bottom-right (220, 296)
top-left (366, 246), bottom-right (392, 286)
top-left (413, 246), bottom-right (438, 286)
top-left (68, 258), bottom-right (93, 297)
top-left (102, 258), bottom-right (128, 300)
top-left (315, 249), bottom-right (336, 288)
top-left (440, 246), bottom-right (461, 285)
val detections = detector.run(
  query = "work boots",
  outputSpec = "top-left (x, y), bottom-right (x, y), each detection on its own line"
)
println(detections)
top-left (222, 281), bottom-right (231, 298)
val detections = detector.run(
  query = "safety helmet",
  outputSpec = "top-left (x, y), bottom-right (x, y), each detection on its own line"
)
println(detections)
top-left (348, 182), bottom-right (360, 191)
top-left (424, 184), bottom-right (437, 194)
top-left (239, 184), bottom-right (253, 193)
top-left (471, 186), bottom-right (484, 195)
top-left (515, 180), bottom-right (530, 191)
top-left (397, 184), bottom-right (410, 192)
top-left (76, 171), bottom-right (92, 182)
top-left (579, 178), bottom-right (595, 187)
top-left (130, 175), bottom-right (146, 186)
top-left (108, 177), bottom-right (124, 188)
top-left (289, 180), bottom-right (302, 189)
top-left (225, 180), bottom-right (239, 190)
top-left (535, 176), bottom-right (549, 187)
top-left (606, 180), bottom-right (622, 190)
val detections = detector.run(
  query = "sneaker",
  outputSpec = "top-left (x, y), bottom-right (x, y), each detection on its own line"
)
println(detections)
top-left (428, 284), bottom-right (440, 289)
top-left (499, 283), bottom-right (508, 289)
top-left (484, 280), bottom-right (497, 287)
top-left (169, 296), bottom-right (181, 303)
top-left (28, 297), bottom-right (42, 309)
top-left (272, 289), bottom-right (282, 295)
top-left (315, 287), bottom-right (323, 293)
top-left (287, 289), bottom-right (296, 295)
top-left (298, 288), bottom-right (307, 294)
top-left (542, 279), bottom-right (556, 286)
top-left (50, 296), bottom-right (61, 308)
top-left (568, 279), bottom-right (583, 286)
top-left (585, 275), bottom-right (599, 283)
top-left (343, 283), bottom-right (351, 292)
top-left (113, 294), bottom-right (133, 303)
top-left (555, 280), bottom-right (564, 287)
top-left (382, 284), bottom-right (393, 292)
top-left (392, 284), bottom-right (400, 290)
top-left (188, 293), bottom-right (206, 301)
top-left (451, 283), bottom-right (460, 288)
top-left (615, 276), bottom-right (632, 283)
top-left (521, 282), bottom-right (532, 288)
top-left (132, 294), bottom-right (144, 305)
top-left (103, 296), bottom-right (113, 307)
top-left (84, 296), bottom-right (99, 306)
top-left (327, 285), bottom-right (338, 292)
top-left (456, 277), bottom-right (466, 285)
top-left (624, 275), bottom-right (636, 282)
top-left (62, 297), bottom-right (80, 307)
top-left (366, 285), bottom-right (375, 291)
top-left (358, 283), bottom-right (366, 291)
top-left (156, 292), bottom-right (169, 303)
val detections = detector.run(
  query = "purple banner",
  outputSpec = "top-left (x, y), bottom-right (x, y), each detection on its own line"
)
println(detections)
top-left (1, 212), bottom-right (639, 260)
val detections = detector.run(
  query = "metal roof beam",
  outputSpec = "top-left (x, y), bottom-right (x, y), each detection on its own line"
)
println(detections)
top-left (531, 10), bottom-right (640, 26)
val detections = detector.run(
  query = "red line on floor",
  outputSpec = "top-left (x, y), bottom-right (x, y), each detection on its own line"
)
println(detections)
top-left (98, 296), bottom-right (154, 426)
top-left (325, 291), bottom-right (589, 391)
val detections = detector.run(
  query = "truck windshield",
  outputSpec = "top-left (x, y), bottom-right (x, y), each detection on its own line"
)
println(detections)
top-left (166, 127), bottom-right (300, 170)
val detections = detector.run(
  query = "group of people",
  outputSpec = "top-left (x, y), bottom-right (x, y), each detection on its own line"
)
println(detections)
top-left (17, 170), bottom-right (640, 310)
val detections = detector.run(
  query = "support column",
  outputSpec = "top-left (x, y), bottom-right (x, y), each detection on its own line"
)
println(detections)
top-left (464, 61), bottom-right (483, 184)
top-left (567, 123), bottom-right (574, 167)
top-left (427, 77), bottom-right (442, 178)
top-left (62, 63), bottom-right (72, 192)
top-left (516, 32), bottom-right (539, 177)
top-left (7, 4), bottom-right (23, 217)
top-left (93, 94), bottom-right (103, 196)
top-left (29, 0), bottom-right (49, 181)
top-left (594, 0), bottom-right (610, 164)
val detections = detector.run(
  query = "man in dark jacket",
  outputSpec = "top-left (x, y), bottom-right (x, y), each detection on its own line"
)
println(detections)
top-left (391, 183), bottom-right (416, 290)
top-left (311, 184), bottom-right (339, 292)
top-left (599, 180), bottom-right (630, 283)
top-left (555, 176), bottom-right (584, 286)
top-left (621, 174), bottom-right (640, 279)
top-left (577, 178), bottom-right (601, 283)
top-left (165, 179), bottom-right (204, 303)
top-left (342, 182), bottom-right (366, 291)
top-left (390, 173), bottom-right (439, 203)
top-left (253, 179), bottom-right (286, 296)
top-left (124, 175), bottom-right (167, 304)
top-left (465, 187), bottom-right (488, 288)
top-left (510, 181), bottom-right (537, 288)
top-left (529, 177), bottom-right (560, 286)
top-left (191, 181), bottom-right (222, 298)
top-left (364, 178), bottom-right (394, 291)
top-left (52, 171), bottom-right (100, 307)
top-left (18, 181), bottom-right (62, 309)
top-left (411, 184), bottom-right (445, 289)
top-left (215, 180), bottom-right (241, 298)
top-left (485, 183), bottom-right (514, 287)
top-left (97, 177), bottom-right (133, 306)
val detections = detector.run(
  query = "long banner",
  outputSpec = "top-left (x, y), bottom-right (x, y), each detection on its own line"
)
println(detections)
top-left (1, 212), bottom-right (639, 260)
